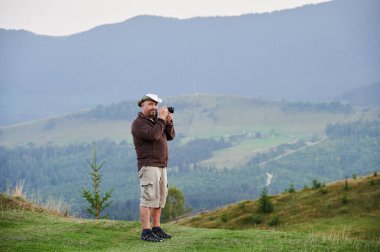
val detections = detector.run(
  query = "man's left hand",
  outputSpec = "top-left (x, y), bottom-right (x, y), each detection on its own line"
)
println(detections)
top-left (166, 113), bottom-right (173, 125)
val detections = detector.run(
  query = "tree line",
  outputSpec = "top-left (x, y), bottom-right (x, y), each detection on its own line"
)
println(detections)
top-left (281, 101), bottom-right (352, 114)
top-left (326, 120), bottom-right (380, 138)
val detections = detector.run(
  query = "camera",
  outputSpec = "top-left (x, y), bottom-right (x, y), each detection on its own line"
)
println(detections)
top-left (167, 106), bottom-right (174, 113)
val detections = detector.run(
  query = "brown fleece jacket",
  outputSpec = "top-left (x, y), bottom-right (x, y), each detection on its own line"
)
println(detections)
top-left (131, 112), bottom-right (175, 171)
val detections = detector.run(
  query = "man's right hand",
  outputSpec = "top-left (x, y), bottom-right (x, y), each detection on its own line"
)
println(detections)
top-left (158, 107), bottom-right (169, 121)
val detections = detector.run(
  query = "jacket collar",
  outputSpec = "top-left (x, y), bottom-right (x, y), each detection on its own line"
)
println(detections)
top-left (138, 112), bottom-right (157, 122)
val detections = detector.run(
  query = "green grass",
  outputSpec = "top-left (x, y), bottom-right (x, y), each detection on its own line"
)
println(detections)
top-left (1, 174), bottom-right (380, 252)
top-left (1, 205), bottom-right (379, 251)
top-left (287, 216), bottom-right (380, 240)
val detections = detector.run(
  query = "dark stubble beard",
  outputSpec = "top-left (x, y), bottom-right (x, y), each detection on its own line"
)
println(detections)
top-left (148, 109), bottom-right (157, 118)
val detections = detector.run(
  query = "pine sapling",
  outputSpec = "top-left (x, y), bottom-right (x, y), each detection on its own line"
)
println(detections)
top-left (343, 177), bottom-right (350, 191)
top-left (258, 187), bottom-right (274, 214)
top-left (81, 142), bottom-right (113, 219)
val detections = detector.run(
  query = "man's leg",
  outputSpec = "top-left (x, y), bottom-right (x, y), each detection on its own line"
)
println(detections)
top-left (151, 206), bottom-right (172, 239)
top-left (140, 206), bottom-right (163, 242)
top-left (139, 167), bottom-right (168, 241)
top-left (140, 206), bottom-right (151, 230)
top-left (151, 207), bottom-right (161, 228)
top-left (151, 168), bottom-right (172, 240)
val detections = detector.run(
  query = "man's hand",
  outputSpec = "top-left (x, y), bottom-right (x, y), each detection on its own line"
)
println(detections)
top-left (165, 113), bottom-right (173, 125)
top-left (158, 107), bottom-right (169, 121)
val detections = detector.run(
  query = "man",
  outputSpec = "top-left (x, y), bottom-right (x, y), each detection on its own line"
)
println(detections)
top-left (131, 93), bottom-right (175, 242)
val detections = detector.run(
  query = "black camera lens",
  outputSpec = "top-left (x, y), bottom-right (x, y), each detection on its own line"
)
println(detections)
top-left (167, 106), bottom-right (174, 113)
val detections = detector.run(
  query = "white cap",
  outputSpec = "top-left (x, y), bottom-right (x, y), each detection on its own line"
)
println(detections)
top-left (138, 93), bottom-right (163, 107)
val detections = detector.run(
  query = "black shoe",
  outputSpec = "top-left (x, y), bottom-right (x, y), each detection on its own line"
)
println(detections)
top-left (153, 228), bottom-right (172, 239)
top-left (141, 231), bottom-right (164, 242)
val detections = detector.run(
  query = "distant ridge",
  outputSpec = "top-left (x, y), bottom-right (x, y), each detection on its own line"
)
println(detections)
top-left (1, 0), bottom-right (379, 125)
top-left (341, 83), bottom-right (380, 106)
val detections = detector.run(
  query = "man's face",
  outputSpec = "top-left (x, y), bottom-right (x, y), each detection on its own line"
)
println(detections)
top-left (141, 100), bottom-right (158, 118)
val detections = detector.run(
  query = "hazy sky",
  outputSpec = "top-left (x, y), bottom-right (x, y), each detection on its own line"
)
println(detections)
top-left (0, 0), bottom-right (331, 36)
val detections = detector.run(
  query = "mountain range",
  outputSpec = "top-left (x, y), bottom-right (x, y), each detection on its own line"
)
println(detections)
top-left (1, 0), bottom-right (379, 125)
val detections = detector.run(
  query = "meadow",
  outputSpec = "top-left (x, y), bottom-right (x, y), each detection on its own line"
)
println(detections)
top-left (1, 174), bottom-right (379, 251)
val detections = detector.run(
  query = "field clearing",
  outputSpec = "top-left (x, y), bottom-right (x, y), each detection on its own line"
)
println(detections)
top-left (200, 135), bottom-right (295, 168)
top-left (0, 118), bottom-right (133, 147)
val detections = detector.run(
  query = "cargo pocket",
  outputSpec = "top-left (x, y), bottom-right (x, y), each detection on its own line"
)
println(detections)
top-left (139, 167), bottom-right (155, 202)
top-left (141, 183), bottom-right (154, 201)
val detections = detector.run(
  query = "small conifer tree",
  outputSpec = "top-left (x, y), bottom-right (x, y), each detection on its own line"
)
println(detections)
top-left (258, 187), bottom-right (274, 214)
top-left (312, 179), bottom-right (322, 189)
top-left (343, 177), bottom-right (350, 191)
top-left (81, 142), bottom-right (113, 219)
top-left (288, 183), bottom-right (296, 193)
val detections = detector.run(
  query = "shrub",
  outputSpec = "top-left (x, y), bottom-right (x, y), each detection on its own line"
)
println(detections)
top-left (326, 203), bottom-right (333, 210)
top-left (320, 186), bottom-right (328, 195)
top-left (352, 174), bottom-right (357, 179)
top-left (374, 171), bottom-right (378, 177)
top-left (251, 214), bottom-right (263, 225)
top-left (339, 207), bottom-right (349, 214)
top-left (221, 213), bottom-right (228, 223)
top-left (239, 202), bottom-right (246, 209)
top-left (342, 194), bottom-right (349, 204)
top-left (268, 216), bottom-right (280, 227)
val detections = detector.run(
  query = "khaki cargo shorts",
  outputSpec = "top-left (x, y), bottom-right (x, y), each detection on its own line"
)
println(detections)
top-left (138, 166), bottom-right (168, 208)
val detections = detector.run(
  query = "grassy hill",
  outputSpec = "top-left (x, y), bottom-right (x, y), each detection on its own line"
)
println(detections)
top-left (1, 185), bottom-right (380, 252)
top-left (176, 173), bottom-right (380, 241)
